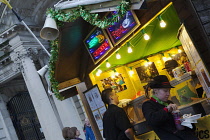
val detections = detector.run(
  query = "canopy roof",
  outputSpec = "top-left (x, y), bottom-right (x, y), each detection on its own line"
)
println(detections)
top-left (94, 5), bottom-right (181, 73)
top-left (55, 3), bottom-right (181, 85)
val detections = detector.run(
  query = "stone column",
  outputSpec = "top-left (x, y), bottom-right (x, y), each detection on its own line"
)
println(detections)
top-left (10, 36), bottom-right (63, 140)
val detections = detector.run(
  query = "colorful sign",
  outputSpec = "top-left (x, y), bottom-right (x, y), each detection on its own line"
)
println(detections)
top-left (84, 27), bottom-right (113, 64)
top-left (100, 73), bottom-right (127, 93)
top-left (135, 62), bottom-right (159, 83)
top-left (106, 10), bottom-right (140, 46)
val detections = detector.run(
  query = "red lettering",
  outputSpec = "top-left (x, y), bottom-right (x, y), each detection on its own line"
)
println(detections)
top-left (111, 25), bottom-right (127, 38)
top-left (93, 42), bottom-right (109, 57)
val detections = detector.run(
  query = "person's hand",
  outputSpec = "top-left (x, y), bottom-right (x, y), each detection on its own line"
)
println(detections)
top-left (166, 103), bottom-right (177, 112)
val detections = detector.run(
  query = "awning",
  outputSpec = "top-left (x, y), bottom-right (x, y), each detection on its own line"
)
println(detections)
top-left (55, 0), bottom-right (145, 13)
top-left (94, 5), bottom-right (181, 73)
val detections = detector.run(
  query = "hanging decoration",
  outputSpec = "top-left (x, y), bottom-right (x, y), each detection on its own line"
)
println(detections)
top-left (47, 0), bottom-right (131, 100)
top-left (49, 40), bottom-right (64, 100)
top-left (47, 0), bottom-right (131, 29)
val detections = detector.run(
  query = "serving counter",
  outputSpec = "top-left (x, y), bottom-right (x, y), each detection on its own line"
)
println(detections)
top-left (124, 96), bottom-right (210, 139)
top-left (134, 114), bottom-right (210, 140)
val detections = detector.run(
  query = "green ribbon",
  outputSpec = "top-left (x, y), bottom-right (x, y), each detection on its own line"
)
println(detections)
top-left (151, 95), bottom-right (169, 106)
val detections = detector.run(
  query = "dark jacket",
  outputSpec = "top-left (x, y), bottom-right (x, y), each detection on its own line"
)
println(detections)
top-left (103, 104), bottom-right (132, 140)
top-left (142, 100), bottom-right (198, 140)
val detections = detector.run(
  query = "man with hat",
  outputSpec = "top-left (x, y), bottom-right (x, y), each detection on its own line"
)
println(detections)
top-left (142, 75), bottom-right (198, 140)
top-left (162, 60), bottom-right (178, 77)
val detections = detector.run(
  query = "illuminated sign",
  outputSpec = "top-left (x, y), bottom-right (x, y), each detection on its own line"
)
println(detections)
top-left (84, 27), bottom-right (113, 64)
top-left (106, 11), bottom-right (140, 46)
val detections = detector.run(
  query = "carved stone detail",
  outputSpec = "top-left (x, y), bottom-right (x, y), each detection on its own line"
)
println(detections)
top-left (10, 45), bottom-right (38, 72)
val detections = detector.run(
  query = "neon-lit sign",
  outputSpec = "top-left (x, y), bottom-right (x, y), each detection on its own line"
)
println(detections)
top-left (88, 34), bottom-right (105, 48)
top-left (84, 27), bottom-right (113, 64)
top-left (106, 11), bottom-right (140, 46)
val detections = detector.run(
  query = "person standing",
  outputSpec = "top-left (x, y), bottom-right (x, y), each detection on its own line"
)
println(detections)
top-left (62, 127), bottom-right (71, 140)
top-left (84, 118), bottom-right (96, 140)
top-left (62, 127), bottom-right (83, 140)
top-left (101, 88), bottom-right (135, 140)
top-left (70, 127), bottom-right (83, 140)
top-left (142, 75), bottom-right (199, 140)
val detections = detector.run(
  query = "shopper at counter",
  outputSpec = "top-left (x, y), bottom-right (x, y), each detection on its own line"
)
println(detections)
top-left (142, 75), bottom-right (199, 140)
top-left (101, 88), bottom-right (135, 140)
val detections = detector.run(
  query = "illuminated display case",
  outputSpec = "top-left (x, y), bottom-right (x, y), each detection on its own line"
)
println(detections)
top-left (84, 27), bottom-right (113, 64)
top-left (106, 10), bottom-right (140, 46)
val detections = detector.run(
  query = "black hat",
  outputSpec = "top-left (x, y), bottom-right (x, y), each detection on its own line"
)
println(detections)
top-left (149, 75), bottom-right (174, 89)
top-left (162, 60), bottom-right (178, 70)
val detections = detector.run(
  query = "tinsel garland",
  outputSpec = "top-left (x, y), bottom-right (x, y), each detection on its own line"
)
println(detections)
top-left (47, 0), bottom-right (131, 29)
top-left (47, 0), bottom-right (131, 100)
top-left (49, 40), bottom-right (64, 100)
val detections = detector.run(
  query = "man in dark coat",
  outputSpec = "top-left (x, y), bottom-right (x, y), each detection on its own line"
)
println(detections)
top-left (101, 88), bottom-right (135, 140)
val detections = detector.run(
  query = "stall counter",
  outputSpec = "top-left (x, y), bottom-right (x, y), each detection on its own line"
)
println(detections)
top-left (134, 115), bottom-right (210, 140)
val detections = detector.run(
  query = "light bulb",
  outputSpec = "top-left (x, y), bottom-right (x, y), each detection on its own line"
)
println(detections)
top-left (162, 56), bottom-right (167, 62)
top-left (115, 72), bottom-right (119, 76)
top-left (127, 46), bottom-right (133, 53)
top-left (111, 75), bottom-right (115, 79)
top-left (144, 33), bottom-right (150, 40)
top-left (129, 70), bottom-right (134, 76)
top-left (106, 61), bottom-right (111, 68)
top-left (97, 69), bottom-right (102, 74)
top-left (160, 20), bottom-right (166, 28)
top-left (96, 72), bottom-right (100, 76)
top-left (116, 52), bottom-right (121, 59)
top-left (144, 60), bottom-right (152, 67)
top-left (178, 49), bottom-right (182, 53)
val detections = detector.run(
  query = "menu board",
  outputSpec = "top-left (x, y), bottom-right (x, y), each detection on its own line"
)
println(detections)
top-left (106, 10), bottom-right (140, 46)
top-left (84, 27), bottom-right (113, 64)
top-left (84, 85), bottom-right (106, 133)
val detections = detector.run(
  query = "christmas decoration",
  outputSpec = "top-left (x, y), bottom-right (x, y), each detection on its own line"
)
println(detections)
top-left (49, 40), bottom-right (64, 100)
top-left (48, 0), bottom-right (131, 100)
top-left (47, 0), bottom-right (131, 29)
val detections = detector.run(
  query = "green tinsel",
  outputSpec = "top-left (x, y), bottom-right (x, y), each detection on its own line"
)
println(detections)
top-left (47, 0), bottom-right (131, 100)
top-left (49, 40), bottom-right (64, 100)
top-left (47, 0), bottom-right (130, 29)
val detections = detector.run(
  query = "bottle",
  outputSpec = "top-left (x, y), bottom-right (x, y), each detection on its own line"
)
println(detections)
top-left (184, 61), bottom-right (192, 72)
top-left (172, 110), bottom-right (185, 130)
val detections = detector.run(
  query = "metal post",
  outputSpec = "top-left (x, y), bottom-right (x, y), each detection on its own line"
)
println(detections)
top-left (12, 9), bottom-right (51, 57)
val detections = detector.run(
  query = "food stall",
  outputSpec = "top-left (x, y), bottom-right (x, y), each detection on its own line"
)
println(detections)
top-left (47, 0), bottom-right (210, 139)
top-left (83, 2), bottom-right (210, 140)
